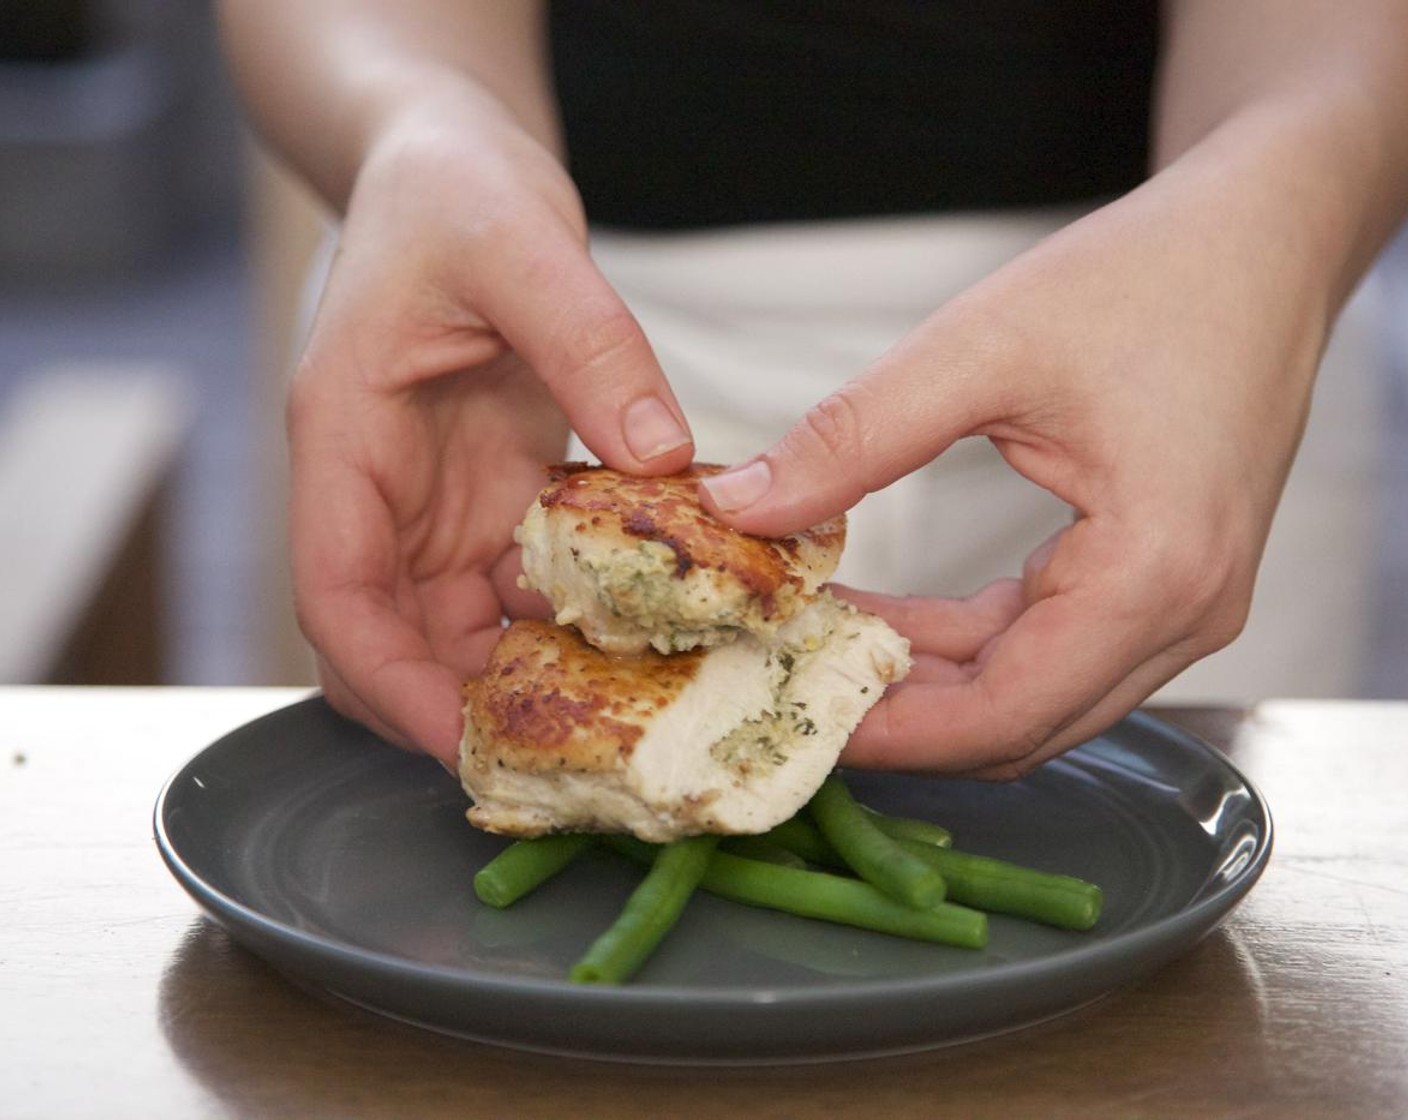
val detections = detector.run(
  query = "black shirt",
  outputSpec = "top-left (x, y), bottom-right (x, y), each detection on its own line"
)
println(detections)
top-left (549, 1), bottom-right (1160, 230)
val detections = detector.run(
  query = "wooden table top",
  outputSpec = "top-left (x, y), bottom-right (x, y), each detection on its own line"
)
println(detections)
top-left (2, 687), bottom-right (1405, 1119)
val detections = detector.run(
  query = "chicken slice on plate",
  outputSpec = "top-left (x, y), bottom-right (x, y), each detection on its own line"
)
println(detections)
top-left (516, 463), bottom-right (845, 655)
top-left (459, 592), bottom-right (910, 842)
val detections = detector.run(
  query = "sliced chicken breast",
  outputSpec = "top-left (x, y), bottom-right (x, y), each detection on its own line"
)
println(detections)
top-left (516, 463), bottom-right (846, 655)
top-left (460, 592), bottom-right (910, 841)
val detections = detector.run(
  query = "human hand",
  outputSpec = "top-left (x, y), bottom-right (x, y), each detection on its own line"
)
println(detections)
top-left (700, 143), bottom-right (1332, 777)
top-left (288, 93), bottom-right (693, 765)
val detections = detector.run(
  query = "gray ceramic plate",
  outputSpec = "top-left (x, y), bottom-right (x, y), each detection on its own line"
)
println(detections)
top-left (154, 697), bottom-right (1271, 1064)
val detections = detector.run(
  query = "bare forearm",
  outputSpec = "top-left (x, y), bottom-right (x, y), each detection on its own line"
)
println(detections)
top-left (1154, 0), bottom-right (1408, 310)
top-left (216, 0), bottom-right (560, 210)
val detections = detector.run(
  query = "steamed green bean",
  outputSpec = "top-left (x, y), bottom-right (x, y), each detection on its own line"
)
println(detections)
top-left (570, 835), bottom-right (719, 984)
top-left (808, 775), bottom-right (946, 909)
top-left (701, 850), bottom-right (986, 949)
top-left (896, 838), bottom-right (1104, 930)
top-left (473, 834), bottom-right (592, 909)
top-left (605, 836), bottom-right (985, 949)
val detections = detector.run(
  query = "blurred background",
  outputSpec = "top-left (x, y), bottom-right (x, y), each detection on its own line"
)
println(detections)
top-left (1, 0), bottom-right (1405, 697)
top-left (0, 0), bottom-right (322, 688)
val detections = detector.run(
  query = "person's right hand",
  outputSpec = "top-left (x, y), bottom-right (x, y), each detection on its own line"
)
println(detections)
top-left (696, 117), bottom-right (1335, 778)
top-left (288, 91), bottom-right (694, 763)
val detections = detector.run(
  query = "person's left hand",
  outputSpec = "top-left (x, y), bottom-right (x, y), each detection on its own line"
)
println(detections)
top-left (284, 87), bottom-right (694, 768)
top-left (289, 348), bottom-right (566, 766)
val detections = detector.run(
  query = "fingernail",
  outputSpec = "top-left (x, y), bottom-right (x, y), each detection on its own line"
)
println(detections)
top-left (702, 459), bottom-right (772, 512)
top-left (623, 396), bottom-right (691, 461)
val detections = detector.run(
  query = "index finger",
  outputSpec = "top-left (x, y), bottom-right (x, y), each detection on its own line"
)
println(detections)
top-left (470, 219), bottom-right (695, 474)
top-left (697, 296), bottom-right (1013, 534)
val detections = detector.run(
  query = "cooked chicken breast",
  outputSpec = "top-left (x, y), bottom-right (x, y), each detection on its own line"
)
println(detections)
top-left (516, 463), bottom-right (846, 655)
top-left (460, 592), bottom-right (910, 841)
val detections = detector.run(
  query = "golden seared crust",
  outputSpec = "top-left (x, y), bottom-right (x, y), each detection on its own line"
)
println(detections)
top-left (538, 463), bottom-right (845, 613)
top-left (463, 620), bottom-right (705, 775)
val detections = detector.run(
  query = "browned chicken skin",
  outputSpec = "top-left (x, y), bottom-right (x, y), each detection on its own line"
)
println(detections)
top-left (460, 464), bottom-right (909, 841)
top-left (516, 464), bottom-right (846, 654)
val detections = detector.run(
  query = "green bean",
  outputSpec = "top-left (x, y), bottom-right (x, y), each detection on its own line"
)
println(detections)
top-left (864, 807), bottom-right (953, 849)
top-left (604, 837), bottom-right (985, 950)
top-left (895, 838), bottom-right (1104, 931)
top-left (807, 776), bottom-right (946, 909)
top-left (473, 834), bottom-right (593, 909)
top-left (570, 835), bottom-right (719, 984)
top-left (719, 834), bottom-right (809, 869)
top-left (702, 851), bottom-right (984, 949)
top-left (761, 815), bottom-right (846, 868)
top-left (767, 808), bottom-right (953, 868)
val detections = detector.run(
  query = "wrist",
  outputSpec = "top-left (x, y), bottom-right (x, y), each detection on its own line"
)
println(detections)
top-left (1154, 26), bottom-right (1408, 316)
top-left (355, 68), bottom-right (548, 187)
top-left (1147, 98), bottom-right (1379, 344)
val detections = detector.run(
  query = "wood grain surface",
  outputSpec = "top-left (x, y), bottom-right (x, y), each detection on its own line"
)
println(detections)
top-left (1, 688), bottom-right (1404, 1119)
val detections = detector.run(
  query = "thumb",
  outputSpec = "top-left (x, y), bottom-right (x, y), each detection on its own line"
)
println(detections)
top-left (699, 315), bottom-right (1004, 534)
top-left (474, 220), bottom-right (694, 474)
